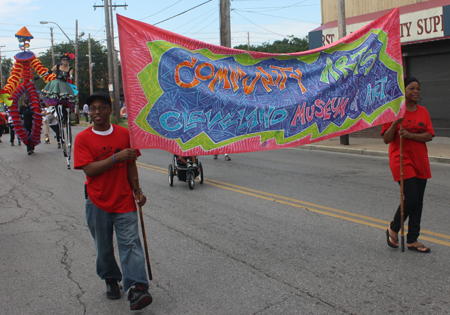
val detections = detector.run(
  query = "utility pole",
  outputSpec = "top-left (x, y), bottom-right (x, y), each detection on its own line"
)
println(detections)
top-left (338, 0), bottom-right (349, 145)
top-left (74, 20), bottom-right (80, 124)
top-left (109, 1), bottom-right (121, 121)
top-left (247, 32), bottom-right (250, 50)
top-left (88, 33), bottom-right (93, 95)
top-left (103, 0), bottom-right (116, 116)
top-left (51, 28), bottom-right (55, 65)
top-left (220, 0), bottom-right (231, 48)
top-left (96, 0), bottom-right (127, 119)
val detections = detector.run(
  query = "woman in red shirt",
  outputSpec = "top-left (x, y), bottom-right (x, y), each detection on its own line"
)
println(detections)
top-left (382, 77), bottom-right (434, 253)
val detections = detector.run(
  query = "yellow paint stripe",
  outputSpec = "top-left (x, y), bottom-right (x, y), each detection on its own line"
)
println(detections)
top-left (136, 162), bottom-right (450, 246)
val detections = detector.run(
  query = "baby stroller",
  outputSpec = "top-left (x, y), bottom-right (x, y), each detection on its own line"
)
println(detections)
top-left (168, 155), bottom-right (203, 190)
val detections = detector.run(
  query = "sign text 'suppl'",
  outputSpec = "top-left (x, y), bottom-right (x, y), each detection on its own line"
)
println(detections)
top-left (174, 57), bottom-right (307, 95)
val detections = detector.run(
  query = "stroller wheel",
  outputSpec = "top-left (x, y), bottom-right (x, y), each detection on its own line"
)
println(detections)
top-left (199, 162), bottom-right (204, 184)
top-left (187, 172), bottom-right (195, 190)
top-left (168, 164), bottom-right (174, 187)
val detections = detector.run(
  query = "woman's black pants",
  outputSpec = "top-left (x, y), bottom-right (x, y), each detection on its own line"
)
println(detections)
top-left (390, 177), bottom-right (427, 244)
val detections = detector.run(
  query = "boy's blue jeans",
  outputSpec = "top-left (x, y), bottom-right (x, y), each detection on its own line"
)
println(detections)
top-left (86, 197), bottom-right (148, 293)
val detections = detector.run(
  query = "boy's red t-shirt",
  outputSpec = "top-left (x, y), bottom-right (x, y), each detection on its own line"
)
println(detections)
top-left (74, 124), bottom-right (140, 213)
top-left (381, 105), bottom-right (434, 182)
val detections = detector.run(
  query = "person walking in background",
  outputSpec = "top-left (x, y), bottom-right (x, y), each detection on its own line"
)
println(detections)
top-left (47, 106), bottom-right (61, 148)
top-left (382, 77), bottom-right (434, 253)
top-left (82, 103), bottom-right (89, 122)
top-left (7, 113), bottom-right (21, 146)
top-left (74, 91), bottom-right (152, 311)
top-left (214, 154), bottom-right (231, 161)
top-left (19, 94), bottom-right (34, 155)
top-left (44, 105), bottom-right (61, 148)
top-left (41, 103), bottom-right (50, 144)
top-left (0, 108), bottom-right (6, 143)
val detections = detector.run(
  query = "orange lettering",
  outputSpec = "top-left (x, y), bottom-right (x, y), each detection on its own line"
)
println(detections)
top-left (289, 69), bottom-right (307, 94)
top-left (256, 66), bottom-right (276, 92)
top-left (270, 66), bottom-right (293, 90)
top-left (208, 67), bottom-right (231, 92)
top-left (242, 72), bottom-right (261, 95)
top-left (195, 62), bottom-right (214, 80)
top-left (230, 67), bottom-right (246, 92)
top-left (271, 70), bottom-right (282, 87)
top-left (175, 57), bottom-right (199, 88)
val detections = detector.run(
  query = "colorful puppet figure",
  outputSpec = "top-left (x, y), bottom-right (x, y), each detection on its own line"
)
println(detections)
top-left (0, 27), bottom-right (55, 148)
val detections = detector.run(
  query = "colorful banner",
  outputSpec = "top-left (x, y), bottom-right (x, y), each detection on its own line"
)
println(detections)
top-left (117, 8), bottom-right (404, 155)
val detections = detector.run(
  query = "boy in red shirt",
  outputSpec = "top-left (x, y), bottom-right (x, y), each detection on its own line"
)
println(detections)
top-left (74, 91), bottom-right (152, 310)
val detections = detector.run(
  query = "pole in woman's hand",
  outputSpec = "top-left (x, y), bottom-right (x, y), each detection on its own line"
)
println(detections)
top-left (400, 126), bottom-right (405, 252)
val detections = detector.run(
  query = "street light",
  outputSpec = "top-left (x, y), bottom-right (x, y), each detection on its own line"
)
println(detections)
top-left (40, 20), bottom-right (80, 123)
top-left (40, 21), bottom-right (74, 46)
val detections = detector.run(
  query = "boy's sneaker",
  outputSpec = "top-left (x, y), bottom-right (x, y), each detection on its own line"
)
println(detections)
top-left (186, 163), bottom-right (192, 168)
top-left (224, 154), bottom-right (231, 161)
top-left (192, 163), bottom-right (198, 168)
top-left (213, 155), bottom-right (218, 159)
top-left (105, 279), bottom-right (121, 300)
top-left (128, 283), bottom-right (152, 310)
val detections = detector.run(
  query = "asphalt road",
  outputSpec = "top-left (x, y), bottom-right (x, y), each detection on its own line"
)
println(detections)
top-left (1, 125), bottom-right (449, 315)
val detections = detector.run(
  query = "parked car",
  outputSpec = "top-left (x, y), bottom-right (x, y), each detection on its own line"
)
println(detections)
top-left (120, 106), bottom-right (127, 119)
top-left (0, 104), bottom-right (9, 134)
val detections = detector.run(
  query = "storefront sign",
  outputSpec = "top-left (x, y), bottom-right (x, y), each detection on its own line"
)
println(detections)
top-left (322, 7), bottom-right (443, 46)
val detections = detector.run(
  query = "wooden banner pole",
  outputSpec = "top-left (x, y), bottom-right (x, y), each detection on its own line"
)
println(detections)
top-left (400, 125), bottom-right (405, 252)
top-left (134, 163), bottom-right (153, 280)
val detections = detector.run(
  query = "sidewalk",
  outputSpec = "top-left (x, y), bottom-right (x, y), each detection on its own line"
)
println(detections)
top-left (75, 121), bottom-right (450, 164)
top-left (299, 136), bottom-right (450, 164)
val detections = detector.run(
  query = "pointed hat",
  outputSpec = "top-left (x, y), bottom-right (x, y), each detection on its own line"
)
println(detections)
top-left (15, 27), bottom-right (34, 40)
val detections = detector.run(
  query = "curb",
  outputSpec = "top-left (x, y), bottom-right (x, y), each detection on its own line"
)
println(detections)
top-left (298, 144), bottom-right (388, 157)
top-left (429, 156), bottom-right (450, 164)
top-left (298, 144), bottom-right (450, 164)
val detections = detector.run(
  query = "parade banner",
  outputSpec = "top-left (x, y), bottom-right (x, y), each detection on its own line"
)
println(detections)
top-left (117, 8), bottom-right (404, 155)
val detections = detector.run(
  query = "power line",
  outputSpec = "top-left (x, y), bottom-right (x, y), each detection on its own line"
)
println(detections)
top-left (191, 17), bottom-right (220, 36)
top-left (233, 9), bottom-right (319, 24)
top-left (154, 0), bottom-right (213, 25)
top-left (184, 8), bottom-right (219, 33)
top-left (237, 4), bottom-right (320, 12)
top-left (232, 10), bottom-right (286, 37)
top-left (233, 0), bottom-right (308, 11)
top-left (140, 0), bottom-right (184, 21)
top-left (171, 7), bottom-right (217, 32)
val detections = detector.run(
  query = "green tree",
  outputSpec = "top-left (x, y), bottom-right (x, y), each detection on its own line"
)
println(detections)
top-left (1, 57), bottom-right (14, 88)
top-left (35, 39), bottom-right (110, 108)
top-left (234, 36), bottom-right (309, 53)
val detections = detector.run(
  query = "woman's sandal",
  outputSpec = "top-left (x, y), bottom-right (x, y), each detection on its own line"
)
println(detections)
top-left (386, 229), bottom-right (399, 248)
top-left (407, 242), bottom-right (430, 253)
